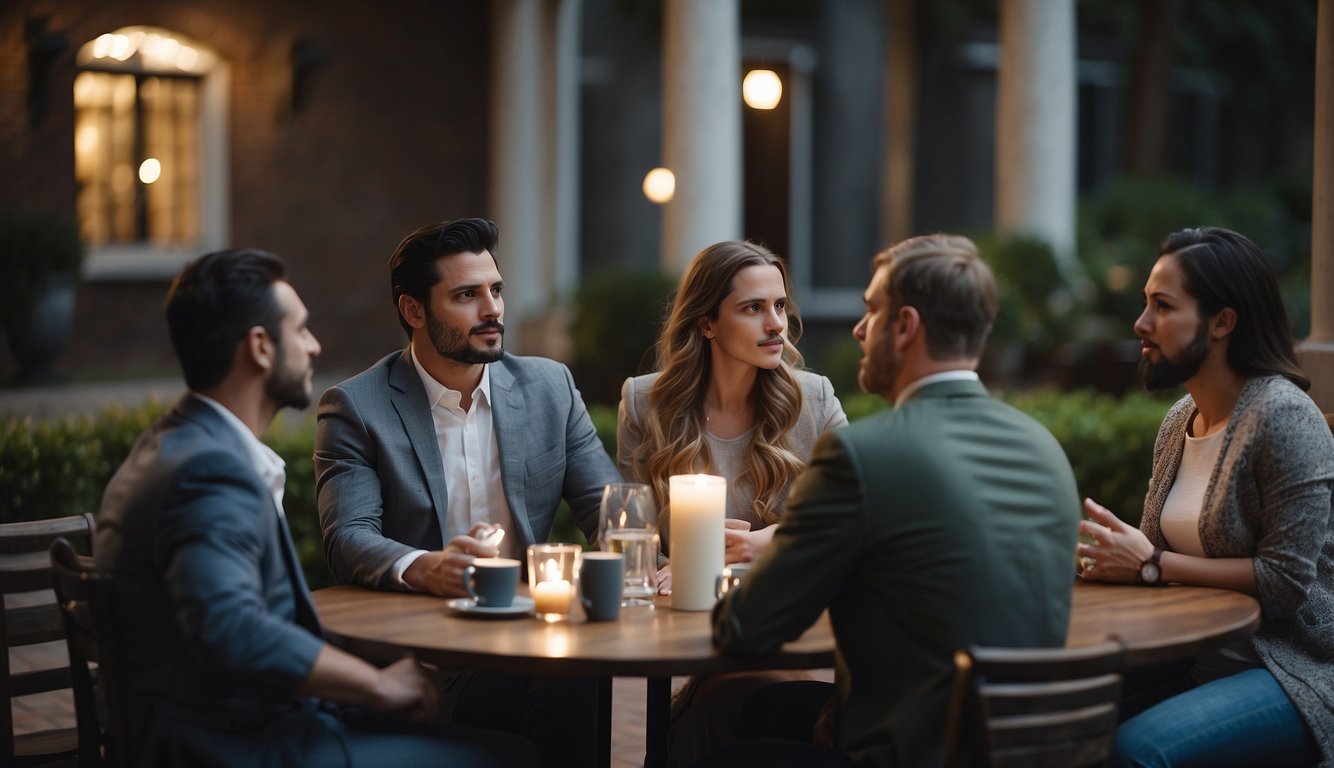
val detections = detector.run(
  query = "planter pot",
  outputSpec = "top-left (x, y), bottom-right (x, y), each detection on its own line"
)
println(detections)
top-left (6, 272), bottom-right (77, 384)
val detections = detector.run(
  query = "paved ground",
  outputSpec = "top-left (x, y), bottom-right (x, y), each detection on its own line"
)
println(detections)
top-left (10, 636), bottom-right (660, 767)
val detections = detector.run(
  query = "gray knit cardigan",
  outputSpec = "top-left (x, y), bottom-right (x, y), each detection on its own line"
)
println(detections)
top-left (1141, 375), bottom-right (1334, 764)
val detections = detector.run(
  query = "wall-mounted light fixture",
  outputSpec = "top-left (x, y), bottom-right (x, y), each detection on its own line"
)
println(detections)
top-left (26, 16), bottom-right (69, 127)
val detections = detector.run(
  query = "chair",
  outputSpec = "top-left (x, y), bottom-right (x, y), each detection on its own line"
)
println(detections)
top-left (1, 515), bottom-right (95, 768)
top-left (48, 539), bottom-right (125, 768)
top-left (943, 639), bottom-right (1125, 768)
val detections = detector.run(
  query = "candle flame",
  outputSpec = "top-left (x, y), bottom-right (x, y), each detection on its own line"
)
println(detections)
top-left (541, 558), bottom-right (560, 581)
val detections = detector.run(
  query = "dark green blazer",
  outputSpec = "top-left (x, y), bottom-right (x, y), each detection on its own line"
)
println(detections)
top-left (714, 379), bottom-right (1081, 768)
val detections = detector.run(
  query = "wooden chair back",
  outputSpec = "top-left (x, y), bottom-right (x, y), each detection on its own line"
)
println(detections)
top-left (943, 639), bottom-right (1125, 768)
top-left (0, 514), bottom-right (95, 768)
top-left (48, 539), bottom-right (125, 768)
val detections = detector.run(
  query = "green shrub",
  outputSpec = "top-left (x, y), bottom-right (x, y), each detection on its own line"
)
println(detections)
top-left (570, 270), bottom-right (677, 406)
top-left (3, 387), bottom-right (1171, 586)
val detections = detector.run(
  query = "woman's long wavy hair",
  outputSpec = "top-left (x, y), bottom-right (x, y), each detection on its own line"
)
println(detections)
top-left (633, 241), bottom-right (806, 527)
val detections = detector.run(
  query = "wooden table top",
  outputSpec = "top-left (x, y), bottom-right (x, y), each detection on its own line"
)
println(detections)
top-left (313, 587), bottom-right (835, 677)
top-left (1068, 579), bottom-right (1260, 665)
top-left (312, 579), bottom-right (1261, 677)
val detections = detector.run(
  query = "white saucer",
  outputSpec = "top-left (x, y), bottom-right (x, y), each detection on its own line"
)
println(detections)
top-left (445, 596), bottom-right (535, 619)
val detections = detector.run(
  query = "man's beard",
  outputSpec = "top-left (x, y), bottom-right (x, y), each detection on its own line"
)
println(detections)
top-left (1139, 322), bottom-right (1210, 392)
top-left (427, 311), bottom-right (505, 365)
top-left (265, 342), bottom-right (312, 410)
top-left (858, 339), bottom-right (902, 398)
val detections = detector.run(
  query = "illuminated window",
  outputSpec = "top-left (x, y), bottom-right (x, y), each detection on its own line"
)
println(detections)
top-left (74, 27), bottom-right (228, 278)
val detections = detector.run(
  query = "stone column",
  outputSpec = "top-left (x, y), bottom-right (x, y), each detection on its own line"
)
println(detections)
top-left (661, 0), bottom-right (742, 272)
top-left (995, 0), bottom-right (1076, 272)
top-left (1299, 0), bottom-right (1334, 410)
top-left (882, 0), bottom-right (917, 246)
top-left (490, 0), bottom-right (579, 356)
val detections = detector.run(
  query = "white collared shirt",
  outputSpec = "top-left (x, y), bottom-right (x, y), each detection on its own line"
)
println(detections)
top-left (391, 345), bottom-right (519, 587)
top-left (894, 369), bottom-right (981, 409)
top-left (193, 393), bottom-right (287, 515)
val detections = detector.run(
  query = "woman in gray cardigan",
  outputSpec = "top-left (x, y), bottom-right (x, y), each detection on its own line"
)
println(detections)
top-left (1077, 227), bottom-right (1332, 767)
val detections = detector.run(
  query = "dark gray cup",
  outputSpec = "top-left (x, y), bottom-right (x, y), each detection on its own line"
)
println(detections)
top-left (463, 557), bottom-right (521, 607)
top-left (579, 552), bottom-right (625, 621)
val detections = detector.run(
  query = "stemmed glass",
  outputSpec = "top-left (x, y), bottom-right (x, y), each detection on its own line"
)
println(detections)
top-left (597, 483), bottom-right (659, 606)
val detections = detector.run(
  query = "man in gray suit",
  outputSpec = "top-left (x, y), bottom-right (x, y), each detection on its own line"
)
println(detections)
top-left (95, 249), bottom-right (532, 766)
top-left (315, 217), bottom-right (618, 765)
top-left (711, 235), bottom-right (1082, 767)
top-left (316, 217), bottom-right (620, 595)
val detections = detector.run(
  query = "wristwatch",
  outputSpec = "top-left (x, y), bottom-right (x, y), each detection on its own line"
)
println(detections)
top-left (1138, 546), bottom-right (1165, 585)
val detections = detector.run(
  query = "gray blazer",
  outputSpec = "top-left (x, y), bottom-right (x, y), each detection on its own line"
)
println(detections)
top-left (95, 394), bottom-right (327, 765)
top-left (1142, 376), bottom-right (1334, 764)
top-left (315, 350), bottom-right (621, 590)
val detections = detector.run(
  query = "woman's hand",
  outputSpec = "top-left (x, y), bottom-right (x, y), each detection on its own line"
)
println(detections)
top-left (724, 519), bottom-right (775, 564)
top-left (1076, 497), bottom-right (1155, 583)
top-left (656, 563), bottom-right (672, 595)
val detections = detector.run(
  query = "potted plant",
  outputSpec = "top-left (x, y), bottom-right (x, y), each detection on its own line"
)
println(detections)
top-left (0, 211), bottom-right (85, 384)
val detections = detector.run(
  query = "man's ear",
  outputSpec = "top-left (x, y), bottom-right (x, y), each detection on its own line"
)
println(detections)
top-left (895, 305), bottom-right (921, 351)
top-left (398, 294), bottom-right (426, 330)
top-left (244, 326), bottom-right (275, 373)
top-left (1210, 307), bottom-right (1237, 340)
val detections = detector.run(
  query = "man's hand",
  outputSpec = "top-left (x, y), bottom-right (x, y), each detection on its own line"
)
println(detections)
top-left (402, 523), bottom-right (501, 597)
top-left (373, 655), bottom-right (440, 723)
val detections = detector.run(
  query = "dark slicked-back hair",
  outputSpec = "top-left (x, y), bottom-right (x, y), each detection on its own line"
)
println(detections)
top-left (873, 234), bottom-right (997, 360)
top-left (1161, 226), bottom-right (1309, 390)
top-left (388, 218), bottom-right (500, 337)
top-left (165, 248), bottom-right (286, 390)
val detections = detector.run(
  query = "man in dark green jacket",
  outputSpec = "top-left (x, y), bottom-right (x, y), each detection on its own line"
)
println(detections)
top-left (712, 234), bottom-right (1082, 768)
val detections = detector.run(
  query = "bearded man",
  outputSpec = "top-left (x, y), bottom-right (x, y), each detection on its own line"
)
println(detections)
top-left (314, 218), bottom-right (619, 766)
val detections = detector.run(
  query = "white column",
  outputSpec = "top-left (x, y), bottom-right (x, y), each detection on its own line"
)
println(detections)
top-left (1299, 0), bottom-right (1334, 410)
top-left (661, 0), bottom-right (742, 272)
top-left (490, 0), bottom-right (544, 352)
top-left (882, 0), bottom-right (917, 246)
top-left (995, 0), bottom-right (1077, 272)
top-left (553, 0), bottom-right (581, 303)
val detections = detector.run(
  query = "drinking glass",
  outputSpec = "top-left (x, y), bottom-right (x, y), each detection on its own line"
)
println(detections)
top-left (598, 483), bottom-right (659, 606)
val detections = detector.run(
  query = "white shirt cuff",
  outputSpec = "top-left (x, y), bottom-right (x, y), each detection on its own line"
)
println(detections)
top-left (392, 549), bottom-right (430, 589)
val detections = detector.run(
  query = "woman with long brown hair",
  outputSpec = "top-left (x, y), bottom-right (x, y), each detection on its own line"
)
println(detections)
top-left (618, 239), bottom-right (846, 577)
top-left (617, 240), bottom-right (847, 767)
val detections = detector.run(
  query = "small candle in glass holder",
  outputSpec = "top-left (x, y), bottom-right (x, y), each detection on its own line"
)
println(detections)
top-left (526, 543), bottom-right (581, 622)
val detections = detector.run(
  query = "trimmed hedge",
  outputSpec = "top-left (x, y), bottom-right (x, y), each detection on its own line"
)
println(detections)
top-left (2, 388), bottom-right (1170, 587)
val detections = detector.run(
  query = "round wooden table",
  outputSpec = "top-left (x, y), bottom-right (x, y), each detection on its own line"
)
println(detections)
top-left (1068, 579), bottom-right (1260, 665)
top-left (312, 579), bottom-right (1260, 767)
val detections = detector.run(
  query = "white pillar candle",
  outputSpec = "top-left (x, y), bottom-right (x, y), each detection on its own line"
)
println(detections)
top-left (669, 474), bottom-right (727, 611)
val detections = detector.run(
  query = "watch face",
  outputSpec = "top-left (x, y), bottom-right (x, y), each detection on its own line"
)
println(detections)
top-left (1141, 562), bottom-right (1161, 584)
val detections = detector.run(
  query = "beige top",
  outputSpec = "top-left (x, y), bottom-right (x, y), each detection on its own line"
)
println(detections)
top-left (616, 370), bottom-right (848, 527)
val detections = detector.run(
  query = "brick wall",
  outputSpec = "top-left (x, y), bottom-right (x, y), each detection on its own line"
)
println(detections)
top-left (2, 0), bottom-right (492, 379)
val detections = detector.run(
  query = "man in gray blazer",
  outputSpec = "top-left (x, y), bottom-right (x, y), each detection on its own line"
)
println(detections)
top-left (315, 218), bottom-right (619, 765)
top-left (316, 217), bottom-right (620, 597)
top-left (95, 249), bottom-right (532, 766)
top-left (711, 235), bottom-right (1081, 767)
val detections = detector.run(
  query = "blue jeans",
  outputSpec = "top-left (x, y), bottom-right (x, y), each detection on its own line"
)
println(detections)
top-left (1113, 667), bottom-right (1320, 767)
